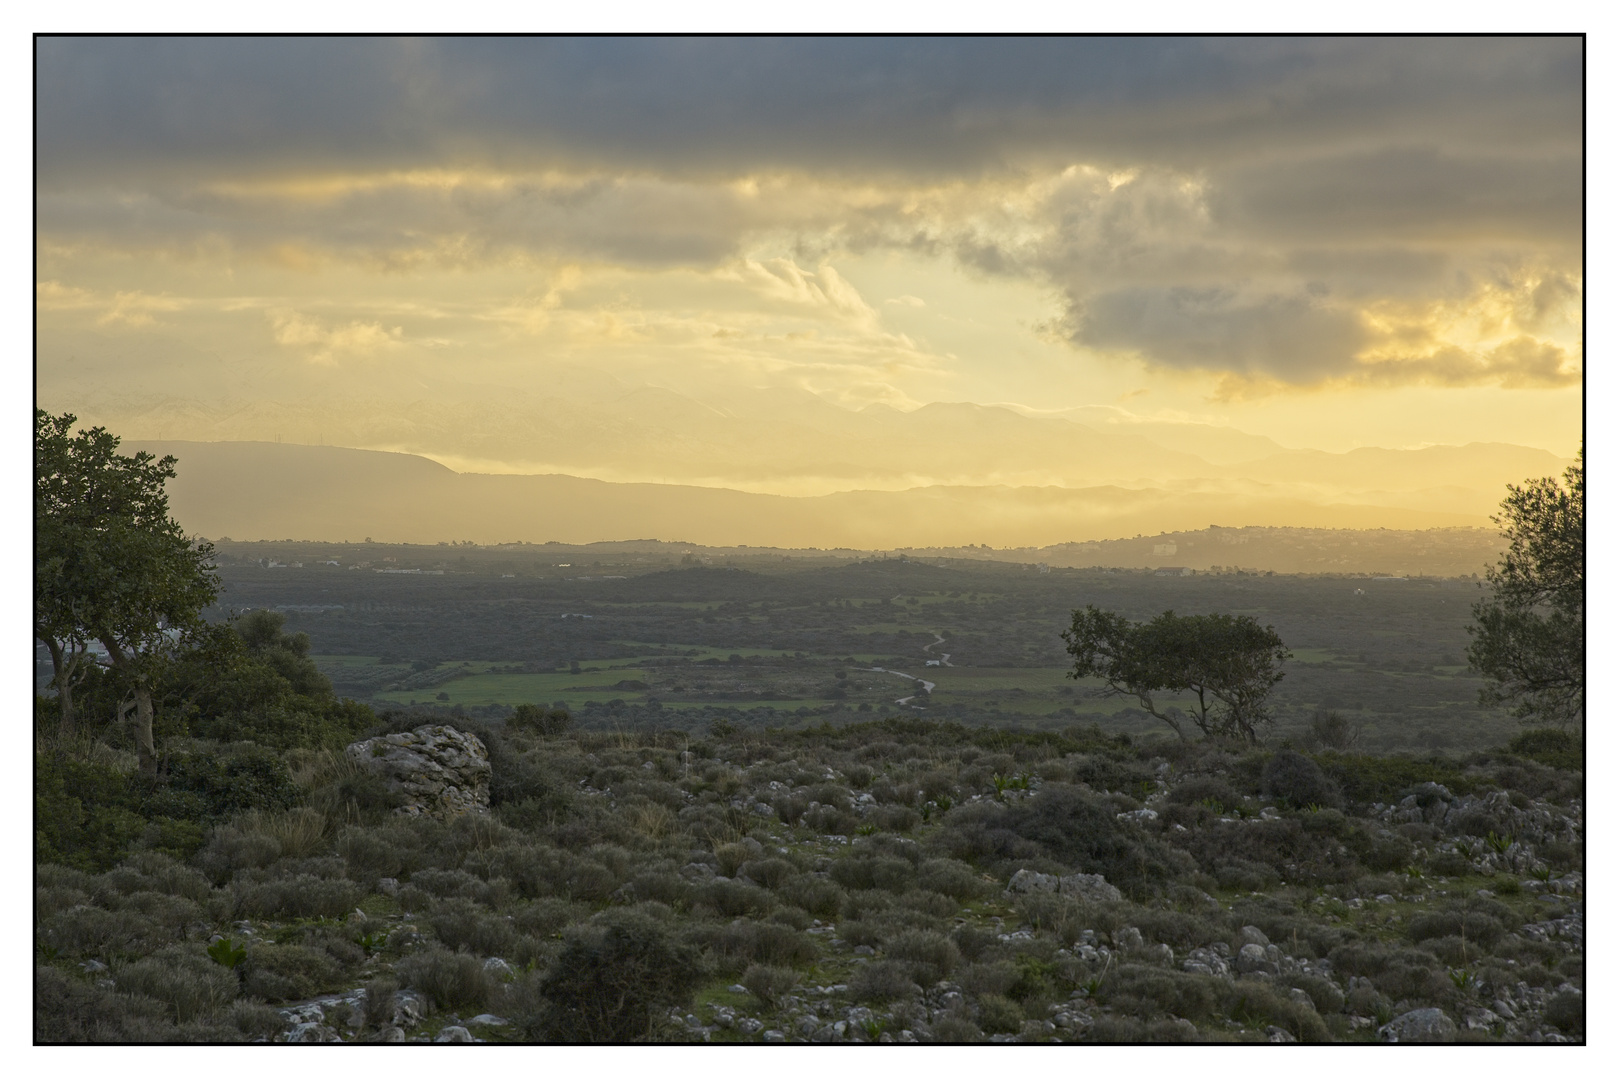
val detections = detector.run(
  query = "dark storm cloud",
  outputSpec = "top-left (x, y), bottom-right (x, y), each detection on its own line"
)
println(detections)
top-left (36, 36), bottom-right (1582, 181)
top-left (1067, 286), bottom-right (1369, 381)
top-left (35, 36), bottom-right (1582, 389)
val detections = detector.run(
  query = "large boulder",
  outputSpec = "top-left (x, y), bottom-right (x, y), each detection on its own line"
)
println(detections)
top-left (1378, 1007), bottom-right (1457, 1043)
top-left (345, 725), bottom-right (491, 817)
top-left (1007, 869), bottom-right (1124, 904)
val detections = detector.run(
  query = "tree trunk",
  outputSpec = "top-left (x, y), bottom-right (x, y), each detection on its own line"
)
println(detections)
top-left (99, 634), bottom-right (158, 774)
top-left (43, 637), bottom-right (79, 741)
top-left (43, 637), bottom-right (73, 738)
top-left (131, 683), bottom-right (157, 774)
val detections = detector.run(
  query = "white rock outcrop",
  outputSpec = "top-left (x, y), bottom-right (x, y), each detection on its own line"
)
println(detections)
top-left (345, 725), bottom-right (491, 817)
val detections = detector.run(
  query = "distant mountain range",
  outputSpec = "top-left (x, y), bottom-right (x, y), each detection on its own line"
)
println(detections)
top-left (123, 438), bottom-right (1559, 551)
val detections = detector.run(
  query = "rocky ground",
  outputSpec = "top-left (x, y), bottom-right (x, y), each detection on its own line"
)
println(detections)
top-left (36, 717), bottom-right (1584, 1043)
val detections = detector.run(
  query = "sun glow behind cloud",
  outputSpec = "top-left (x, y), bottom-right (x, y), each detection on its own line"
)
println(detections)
top-left (35, 36), bottom-right (1583, 485)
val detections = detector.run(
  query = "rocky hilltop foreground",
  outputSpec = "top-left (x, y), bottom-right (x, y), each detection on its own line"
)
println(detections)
top-left (36, 717), bottom-right (1584, 1043)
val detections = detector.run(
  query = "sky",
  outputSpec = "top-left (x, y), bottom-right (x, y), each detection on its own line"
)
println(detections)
top-left (36, 37), bottom-right (1584, 466)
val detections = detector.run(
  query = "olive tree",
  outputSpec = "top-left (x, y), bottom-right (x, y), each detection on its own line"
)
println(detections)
top-left (35, 411), bottom-right (218, 766)
top-left (1063, 606), bottom-right (1289, 744)
top-left (1467, 447), bottom-right (1583, 730)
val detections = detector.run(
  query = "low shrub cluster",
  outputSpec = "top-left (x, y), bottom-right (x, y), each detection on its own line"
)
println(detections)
top-left (36, 714), bottom-right (1583, 1043)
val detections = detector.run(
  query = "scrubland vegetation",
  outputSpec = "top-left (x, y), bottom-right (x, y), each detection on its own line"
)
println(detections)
top-left (33, 414), bottom-right (1583, 1043)
top-left (36, 704), bottom-right (1584, 1043)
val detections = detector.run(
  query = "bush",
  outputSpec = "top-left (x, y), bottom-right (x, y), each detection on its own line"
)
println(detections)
top-left (915, 858), bottom-right (988, 901)
top-left (1310, 711), bottom-right (1362, 752)
top-left (887, 929), bottom-right (961, 984)
top-left (226, 999), bottom-right (285, 1038)
top-left (397, 948), bottom-right (494, 1013)
top-left (532, 910), bottom-right (706, 1041)
top-left (741, 963), bottom-right (799, 1006)
top-left (430, 899), bottom-right (519, 958)
top-left (848, 959), bottom-right (919, 1003)
top-left (361, 976), bottom-right (400, 1029)
top-left (240, 942), bottom-right (347, 1002)
top-left (235, 874), bottom-right (362, 920)
top-left (929, 1014), bottom-right (983, 1042)
top-left (114, 945), bottom-right (239, 1023)
top-left (1508, 728), bottom-right (1582, 771)
top-left (1261, 751), bottom-right (1341, 809)
top-left (35, 964), bottom-right (173, 1043)
top-left (508, 704), bottom-right (572, 737)
top-left (976, 993), bottom-right (1024, 1034)
top-left (773, 875), bottom-right (839, 919)
top-left (958, 961), bottom-right (1018, 998)
top-left (1407, 908), bottom-right (1508, 949)
top-left (1101, 964), bottom-right (1218, 1022)
top-left (934, 783), bottom-right (1190, 898)
top-left (1168, 776), bottom-right (1241, 811)
top-left (1543, 991), bottom-right (1584, 1034)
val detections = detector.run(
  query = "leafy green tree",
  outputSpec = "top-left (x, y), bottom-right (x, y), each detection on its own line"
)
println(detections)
top-left (531, 910), bottom-right (706, 1041)
top-left (1063, 606), bottom-right (1289, 744)
top-left (35, 411), bottom-right (218, 766)
top-left (159, 609), bottom-right (372, 750)
top-left (1467, 447), bottom-right (1584, 729)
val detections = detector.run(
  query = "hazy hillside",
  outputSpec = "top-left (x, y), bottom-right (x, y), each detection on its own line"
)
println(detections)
top-left (49, 369), bottom-right (1570, 512)
top-left (130, 440), bottom-right (1518, 559)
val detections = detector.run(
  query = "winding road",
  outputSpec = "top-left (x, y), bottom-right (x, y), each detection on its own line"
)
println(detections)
top-left (875, 631), bottom-right (953, 707)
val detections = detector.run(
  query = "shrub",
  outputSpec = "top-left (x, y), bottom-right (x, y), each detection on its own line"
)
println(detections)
top-left (34, 964), bottom-right (174, 1043)
top-left (361, 976), bottom-right (400, 1029)
top-left (958, 961), bottom-right (1018, 998)
top-left (887, 929), bottom-right (961, 984)
top-left (114, 945), bottom-right (239, 1023)
top-left (976, 993), bottom-right (1024, 1034)
top-left (1101, 965), bottom-right (1218, 1022)
top-left (741, 963), bottom-right (799, 1006)
top-left (1221, 980), bottom-right (1330, 1042)
top-left (239, 942), bottom-right (346, 1002)
top-left (915, 858), bottom-right (987, 900)
top-left (739, 858), bottom-right (795, 890)
top-left (235, 874), bottom-right (362, 920)
top-left (1507, 728), bottom-right (1581, 771)
top-left (1312, 753), bottom-right (1472, 805)
top-left (226, 999), bottom-right (285, 1038)
top-left (1286, 973), bottom-right (1346, 1014)
top-left (849, 959), bottom-right (919, 1003)
top-left (532, 910), bottom-right (706, 1042)
top-left (773, 874), bottom-right (840, 919)
top-left (1261, 751), bottom-right (1341, 809)
top-left (934, 783), bottom-right (1189, 898)
top-left (42, 905), bottom-right (171, 960)
top-left (897, 888), bottom-right (958, 919)
top-left (1310, 711), bottom-right (1362, 752)
top-left (696, 878), bottom-right (773, 919)
top-left (430, 899), bottom-right (519, 958)
top-left (513, 898), bottom-right (586, 938)
top-left (508, 704), bottom-right (572, 737)
top-left (397, 948), bottom-right (494, 1013)
top-left (193, 827), bottom-right (282, 884)
top-left (928, 1014), bottom-right (983, 1042)
top-left (1168, 776), bottom-right (1241, 811)
top-left (1407, 908), bottom-right (1507, 949)
top-left (1543, 990), bottom-right (1584, 1034)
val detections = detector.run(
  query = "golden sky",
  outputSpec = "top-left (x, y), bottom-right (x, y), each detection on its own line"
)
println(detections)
top-left (36, 37), bottom-right (1583, 479)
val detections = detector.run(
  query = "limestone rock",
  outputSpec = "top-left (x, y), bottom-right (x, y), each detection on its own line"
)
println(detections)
top-left (1006, 868), bottom-right (1123, 904)
top-left (434, 1025), bottom-right (475, 1043)
top-left (345, 725), bottom-right (491, 817)
top-left (1378, 1007), bottom-right (1457, 1043)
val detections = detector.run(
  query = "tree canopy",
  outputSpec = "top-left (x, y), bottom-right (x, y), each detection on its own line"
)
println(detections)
top-left (1467, 447), bottom-right (1584, 730)
top-left (1063, 606), bottom-right (1289, 744)
top-left (35, 410), bottom-right (219, 767)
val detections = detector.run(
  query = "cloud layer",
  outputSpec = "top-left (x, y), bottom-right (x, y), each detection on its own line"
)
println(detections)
top-left (36, 37), bottom-right (1583, 404)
